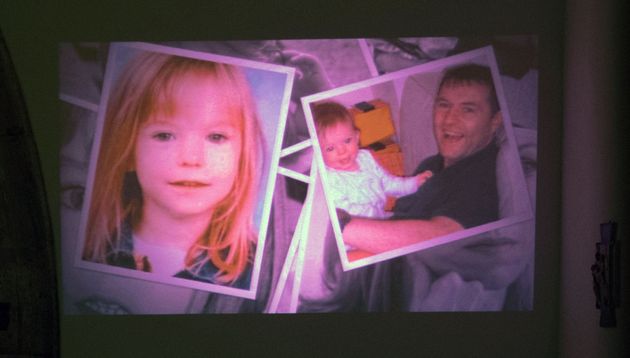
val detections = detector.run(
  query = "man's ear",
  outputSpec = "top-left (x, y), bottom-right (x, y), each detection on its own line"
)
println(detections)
top-left (491, 111), bottom-right (503, 131)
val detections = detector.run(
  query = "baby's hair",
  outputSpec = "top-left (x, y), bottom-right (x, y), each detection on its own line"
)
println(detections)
top-left (311, 101), bottom-right (358, 136)
top-left (83, 51), bottom-right (263, 284)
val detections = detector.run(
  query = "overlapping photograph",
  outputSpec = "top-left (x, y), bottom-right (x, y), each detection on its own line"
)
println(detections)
top-left (304, 46), bottom-right (533, 270)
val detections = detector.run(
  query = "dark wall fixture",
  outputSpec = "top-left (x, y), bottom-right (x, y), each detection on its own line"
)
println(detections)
top-left (0, 29), bottom-right (60, 356)
top-left (591, 221), bottom-right (620, 327)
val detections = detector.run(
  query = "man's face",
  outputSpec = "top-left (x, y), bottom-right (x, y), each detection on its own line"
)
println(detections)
top-left (433, 82), bottom-right (502, 167)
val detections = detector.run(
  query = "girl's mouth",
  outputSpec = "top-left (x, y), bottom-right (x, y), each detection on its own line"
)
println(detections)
top-left (169, 181), bottom-right (209, 187)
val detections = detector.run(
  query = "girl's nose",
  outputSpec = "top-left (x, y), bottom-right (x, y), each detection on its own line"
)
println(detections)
top-left (178, 137), bottom-right (204, 167)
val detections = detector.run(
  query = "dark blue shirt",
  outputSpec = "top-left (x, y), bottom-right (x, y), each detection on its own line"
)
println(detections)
top-left (392, 142), bottom-right (499, 228)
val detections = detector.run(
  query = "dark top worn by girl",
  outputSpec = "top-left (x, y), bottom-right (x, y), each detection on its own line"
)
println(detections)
top-left (105, 221), bottom-right (252, 289)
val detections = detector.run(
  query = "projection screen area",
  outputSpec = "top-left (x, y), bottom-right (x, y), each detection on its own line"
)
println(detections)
top-left (59, 37), bottom-right (537, 314)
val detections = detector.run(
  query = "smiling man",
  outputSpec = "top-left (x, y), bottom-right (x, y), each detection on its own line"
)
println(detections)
top-left (342, 64), bottom-right (502, 254)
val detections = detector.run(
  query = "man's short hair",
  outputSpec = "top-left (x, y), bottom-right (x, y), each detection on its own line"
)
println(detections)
top-left (438, 64), bottom-right (500, 115)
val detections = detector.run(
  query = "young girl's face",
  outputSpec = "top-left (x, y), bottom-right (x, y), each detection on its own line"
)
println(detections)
top-left (134, 72), bottom-right (242, 222)
top-left (319, 121), bottom-right (360, 171)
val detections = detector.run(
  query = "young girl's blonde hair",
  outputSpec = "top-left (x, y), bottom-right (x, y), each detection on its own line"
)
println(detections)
top-left (83, 51), bottom-right (263, 284)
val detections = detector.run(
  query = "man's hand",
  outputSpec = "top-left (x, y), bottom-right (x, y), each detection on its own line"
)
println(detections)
top-left (280, 50), bottom-right (333, 99)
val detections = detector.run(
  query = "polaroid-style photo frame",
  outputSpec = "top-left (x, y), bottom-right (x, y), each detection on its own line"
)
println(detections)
top-left (74, 42), bottom-right (294, 299)
top-left (303, 46), bottom-right (533, 270)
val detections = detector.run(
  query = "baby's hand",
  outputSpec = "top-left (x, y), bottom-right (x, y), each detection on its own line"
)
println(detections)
top-left (415, 170), bottom-right (433, 187)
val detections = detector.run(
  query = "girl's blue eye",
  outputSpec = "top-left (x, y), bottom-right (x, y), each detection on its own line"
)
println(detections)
top-left (208, 133), bottom-right (228, 143)
top-left (344, 137), bottom-right (352, 144)
top-left (326, 146), bottom-right (334, 152)
top-left (152, 132), bottom-right (174, 141)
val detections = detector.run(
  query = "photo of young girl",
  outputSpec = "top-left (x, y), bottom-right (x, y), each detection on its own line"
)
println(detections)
top-left (76, 43), bottom-right (293, 298)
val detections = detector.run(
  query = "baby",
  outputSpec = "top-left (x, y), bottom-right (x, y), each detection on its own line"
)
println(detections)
top-left (313, 102), bottom-right (432, 236)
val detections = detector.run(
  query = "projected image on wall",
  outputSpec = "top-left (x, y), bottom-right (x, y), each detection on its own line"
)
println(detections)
top-left (60, 37), bottom-right (537, 313)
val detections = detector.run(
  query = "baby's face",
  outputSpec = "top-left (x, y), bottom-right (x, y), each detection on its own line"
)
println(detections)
top-left (319, 121), bottom-right (360, 171)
